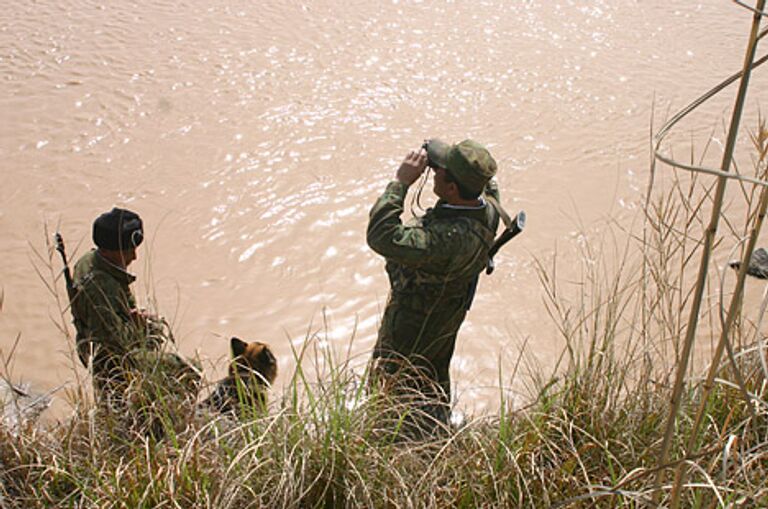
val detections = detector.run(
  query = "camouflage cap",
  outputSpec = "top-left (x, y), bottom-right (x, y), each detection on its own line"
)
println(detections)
top-left (426, 139), bottom-right (497, 195)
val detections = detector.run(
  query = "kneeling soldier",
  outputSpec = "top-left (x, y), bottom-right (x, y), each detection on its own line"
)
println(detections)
top-left (71, 207), bottom-right (199, 410)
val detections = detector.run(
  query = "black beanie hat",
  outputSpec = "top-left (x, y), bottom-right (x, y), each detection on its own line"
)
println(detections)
top-left (92, 208), bottom-right (144, 251)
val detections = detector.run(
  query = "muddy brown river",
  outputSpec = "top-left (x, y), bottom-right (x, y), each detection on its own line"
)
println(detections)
top-left (2, 0), bottom-right (767, 417)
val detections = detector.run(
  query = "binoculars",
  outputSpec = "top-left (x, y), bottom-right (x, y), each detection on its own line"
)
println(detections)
top-left (421, 141), bottom-right (439, 169)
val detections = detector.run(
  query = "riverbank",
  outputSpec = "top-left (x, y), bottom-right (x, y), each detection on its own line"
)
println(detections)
top-left (1, 331), bottom-right (764, 507)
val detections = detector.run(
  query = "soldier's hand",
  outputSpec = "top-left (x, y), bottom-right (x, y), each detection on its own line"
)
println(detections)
top-left (396, 147), bottom-right (428, 187)
top-left (130, 308), bottom-right (149, 328)
top-left (131, 308), bottom-right (161, 330)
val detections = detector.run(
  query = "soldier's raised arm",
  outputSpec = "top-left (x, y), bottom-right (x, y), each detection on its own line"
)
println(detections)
top-left (366, 148), bottom-right (431, 266)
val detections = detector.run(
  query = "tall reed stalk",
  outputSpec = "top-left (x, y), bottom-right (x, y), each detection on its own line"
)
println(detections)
top-left (653, 2), bottom-right (767, 505)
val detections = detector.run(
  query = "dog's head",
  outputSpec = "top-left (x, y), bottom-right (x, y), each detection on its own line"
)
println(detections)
top-left (229, 337), bottom-right (278, 386)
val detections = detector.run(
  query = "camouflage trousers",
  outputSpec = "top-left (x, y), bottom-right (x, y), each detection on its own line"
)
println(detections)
top-left (372, 292), bottom-right (468, 435)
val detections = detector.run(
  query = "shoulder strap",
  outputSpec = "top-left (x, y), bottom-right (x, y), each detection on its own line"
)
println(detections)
top-left (485, 194), bottom-right (512, 230)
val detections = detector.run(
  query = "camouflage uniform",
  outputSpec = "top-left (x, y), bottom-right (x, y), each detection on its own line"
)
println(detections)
top-left (72, 249), bottom-right (198, 398)
top-left (367, 178), bottom-right (500, 424)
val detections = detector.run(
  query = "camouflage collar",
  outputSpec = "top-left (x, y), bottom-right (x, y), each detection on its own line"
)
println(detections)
top-left (92, 250), bottom-right (136, 285)
top-left (439, 196), bottom-right (486, 211)
top-left (431, 200), bottom-right (489, 222)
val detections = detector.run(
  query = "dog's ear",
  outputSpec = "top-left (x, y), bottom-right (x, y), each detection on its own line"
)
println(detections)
top-left (230, 337), bottom-right (247, 358)
top-left (258, 346), bottom-right (276, 365)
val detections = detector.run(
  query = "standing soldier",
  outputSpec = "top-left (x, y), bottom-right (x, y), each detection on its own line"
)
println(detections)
top-left (367, 139), bottom-right (502, 433)
top-left (70, 208), bottom-right (199, 408)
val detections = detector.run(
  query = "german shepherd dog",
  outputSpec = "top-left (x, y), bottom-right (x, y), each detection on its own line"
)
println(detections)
top-left (202, 337), bottom-right (277, 418)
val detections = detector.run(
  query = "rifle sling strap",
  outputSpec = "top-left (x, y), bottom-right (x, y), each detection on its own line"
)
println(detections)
top-left (485, 194), bottom-right (513, 231)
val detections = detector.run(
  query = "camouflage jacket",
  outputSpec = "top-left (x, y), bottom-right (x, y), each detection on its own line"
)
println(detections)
top-left (367, 180), bottom-right (501, 366)
top-left (71, 250), bottom-right (147, 370)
